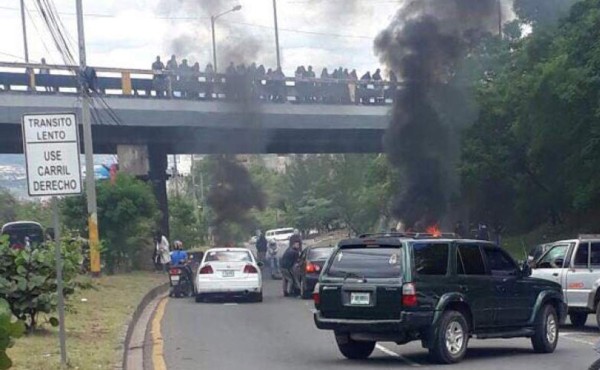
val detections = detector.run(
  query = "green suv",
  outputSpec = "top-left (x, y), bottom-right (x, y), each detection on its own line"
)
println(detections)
top-left (313, 234), bottom-right (567, 364)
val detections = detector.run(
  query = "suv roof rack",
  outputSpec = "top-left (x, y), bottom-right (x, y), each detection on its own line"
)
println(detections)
top-left (578, 234), bottom-right (600, 240)
top-left (358, 232), bottom-right (458, 239)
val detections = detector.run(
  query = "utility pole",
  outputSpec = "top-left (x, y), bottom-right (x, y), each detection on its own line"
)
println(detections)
top-left (172, 154), bottom-right (179, 196)
top-left (76, 0), bottom-right (101, 276)
top-left (497, 0), bottom-right (503, 38)
top-left (20, 0), bottom-right (29, 63)
top-left (272, 0), bottom-right (281, 70)
top-left (211, 16), bottom-right (218, 73)
top-left (210, 5), bottom-right (242, 73)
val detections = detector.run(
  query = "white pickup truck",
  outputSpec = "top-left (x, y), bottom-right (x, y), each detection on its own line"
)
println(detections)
top-left (531, 236), bottom-right (600, 327)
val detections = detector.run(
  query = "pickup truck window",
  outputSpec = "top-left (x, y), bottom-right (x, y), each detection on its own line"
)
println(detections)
top-left (483, 248), bottom-right (518, 276)
top-left (413, 243), bottom-right (449, 275)
top-left (457, 245), bottom-right (486, 275)
top-left (591, 243), bottom-right (600, 266)
top-left (538, 245), bottom-right (568, 269)
top-left (574, 242), bottom-right (590, 268)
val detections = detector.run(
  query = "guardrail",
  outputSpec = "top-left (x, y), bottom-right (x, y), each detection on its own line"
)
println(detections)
top-left (0, 61), bottom-right (398, 105)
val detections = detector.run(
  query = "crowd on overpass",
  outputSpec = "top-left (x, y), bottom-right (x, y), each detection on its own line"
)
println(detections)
top-left (150, 55), bottom-right (398, 105)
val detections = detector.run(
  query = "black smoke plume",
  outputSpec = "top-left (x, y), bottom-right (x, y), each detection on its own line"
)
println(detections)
top-left (207, 155), bottom-right (266, 245)
top-left (159, 0), bottom-right (264, 64)
top-left (375, 0), bottom-right (509, 228)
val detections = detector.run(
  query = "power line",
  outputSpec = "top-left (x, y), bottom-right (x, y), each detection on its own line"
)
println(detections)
top-left (0, 4), bottom-right (375, 40)
top-left (0, 50), bottom-right (26, 61)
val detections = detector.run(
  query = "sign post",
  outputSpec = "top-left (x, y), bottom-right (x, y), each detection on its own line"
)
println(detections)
top-left (22, 112), bottom-right (82, 366)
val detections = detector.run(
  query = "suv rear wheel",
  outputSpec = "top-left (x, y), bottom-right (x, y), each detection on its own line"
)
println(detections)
top-left (531, 304), bottom-right (559, 353)
top-left (429, 310), bottom-right (469, 364)
top-left (334, 332), bottom-right (375, 360)
top-left (569, 312), bottom-right (587, 328)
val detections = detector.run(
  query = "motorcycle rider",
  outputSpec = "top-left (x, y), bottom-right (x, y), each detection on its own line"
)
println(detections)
top-left (169, 241), bottom-right (192, 296)
top-left (267, 240), bottom-right (280, 278)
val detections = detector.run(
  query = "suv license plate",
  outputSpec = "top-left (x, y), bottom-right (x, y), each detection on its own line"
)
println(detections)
top-left (222, 270), bottom-right (235, 278)
top-left (350, 292), bottom-right (370, 305)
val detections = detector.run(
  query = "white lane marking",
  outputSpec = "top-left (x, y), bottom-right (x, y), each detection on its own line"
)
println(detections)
top-left (223, 303), bottom-right (238, 306)
top-left (561, 333), bottom-right (596, 346)
top-left (375, 344), bottom-right (421, 367)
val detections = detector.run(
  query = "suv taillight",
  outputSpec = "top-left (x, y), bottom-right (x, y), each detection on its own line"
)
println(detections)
top-left (313, 291), bottom-right (320, 305)
top-left (402, 283), bottom-right (417, 307)
top-left (199, 265), bottom-right (213, 274)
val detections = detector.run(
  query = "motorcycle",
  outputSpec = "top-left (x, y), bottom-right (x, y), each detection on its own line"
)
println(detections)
top-left (590, 340), bottom-right (600, 370)
top-left (169, 262), bottom-right (194, 298)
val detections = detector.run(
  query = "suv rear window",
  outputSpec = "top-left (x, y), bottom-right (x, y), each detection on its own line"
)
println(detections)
top-left (413, 243), bottom-right (449, 275)
top-left (325, 246), bottom-right (402, 279)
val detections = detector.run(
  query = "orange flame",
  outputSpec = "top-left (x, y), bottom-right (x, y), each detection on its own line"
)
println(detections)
top-left (426, 224), bottom-right (442, 238)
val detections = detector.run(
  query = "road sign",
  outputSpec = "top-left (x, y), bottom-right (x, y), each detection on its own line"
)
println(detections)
top-left (22, 113), bottom-right (82, 196)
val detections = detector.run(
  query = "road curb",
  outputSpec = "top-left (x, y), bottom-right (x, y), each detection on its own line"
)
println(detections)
top-left (116, 281), bottom-right (169, 370)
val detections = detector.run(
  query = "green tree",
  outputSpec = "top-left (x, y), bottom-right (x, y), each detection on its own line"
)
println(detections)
top-left (0, 190), bottom-right (17, 226)
top-left (0, 298), bottom-right (24, 369)
top-left (169, 195), bottom-right (205, 248)
top-left (0, 236), bottom-right (81, 331)
top-left (62, 175), bottom-right (158, 273)
top-left (514, 0), bottom-right (579, 29)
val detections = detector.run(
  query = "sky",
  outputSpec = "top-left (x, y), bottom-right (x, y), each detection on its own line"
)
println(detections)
top-left (0, 0), bottom-right (403, 76)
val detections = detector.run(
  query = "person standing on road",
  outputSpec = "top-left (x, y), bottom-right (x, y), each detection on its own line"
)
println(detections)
top-left (256, 231), bottom-right (268, 265)
top-left (289, 229), bottom-right (302, 249)
top-left (280, 240), bottom-right (302, 294)
top-left (267, 240), bottom-right (280, 278)
top-left (156, 230), bottom-right (171, 272)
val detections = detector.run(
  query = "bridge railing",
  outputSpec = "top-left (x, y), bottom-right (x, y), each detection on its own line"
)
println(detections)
top-left (0, 61), bottom-right (398, 105)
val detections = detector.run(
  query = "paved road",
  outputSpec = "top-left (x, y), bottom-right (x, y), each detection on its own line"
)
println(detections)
top-left (158, 278), bottom-right (600, 370)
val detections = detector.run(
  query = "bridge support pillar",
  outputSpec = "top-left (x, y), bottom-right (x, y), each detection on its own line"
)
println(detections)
top-left (117, 144), bottom-right (170, 238)
top-left (148, 146), bottom-right (170, 238)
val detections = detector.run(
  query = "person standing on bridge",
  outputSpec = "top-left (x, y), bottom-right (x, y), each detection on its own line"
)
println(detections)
top-left (152, 56), bottom-right (166, 97)
top-left (166, 55), bottom-right (178, 97)
top-left (39, 58), bottom-right (52, 92)
top-left (204, 63), bottom-right (214, 100)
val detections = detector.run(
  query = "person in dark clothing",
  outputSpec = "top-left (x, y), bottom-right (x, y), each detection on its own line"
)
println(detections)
top-left (256, 231), bottom-right (268, 264)
top-left (454, 221), bottom-right (466, 238)
top-left (165, 55), bottom-right (178, 97)
top-left (477, 223), bottom-right (490, 241)
top-left (280, 240), bottom-right (302, 295)
top-left (178, 59), bottom-right (191, 98)
top-left (256, 64), bottom-right (266, 100)
top-left (225, 62), bottom-right (236, 100)
top-left (204, 63), bottom-right (215, 100)
top-left (288, 229), bottom-right (302, 249)
top-left (372, 68), bottom-right (382, 81)
top-left (151, 56), bottom-right (166, 97)
top-left (280, 242), bottom-right (301, 270)
top-left (273, 67), bottom-right (286, 103)
top-left (359, 71), bottom-right (372, 104)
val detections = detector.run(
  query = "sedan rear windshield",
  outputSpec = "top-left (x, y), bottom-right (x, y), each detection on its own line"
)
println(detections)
top-left (308, 247), bottom-right (333, 261)
top-left (325, 246), bottom-right (402, 279)
top-left (205, 251), bottom-right (252, 263)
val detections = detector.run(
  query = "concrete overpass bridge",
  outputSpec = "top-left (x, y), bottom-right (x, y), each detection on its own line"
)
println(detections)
top-left (0, 61), bottom-right (393, 234)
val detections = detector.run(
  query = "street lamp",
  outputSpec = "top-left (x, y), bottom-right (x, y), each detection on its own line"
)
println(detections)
top-left (211, 5), bottom-right (242, 73)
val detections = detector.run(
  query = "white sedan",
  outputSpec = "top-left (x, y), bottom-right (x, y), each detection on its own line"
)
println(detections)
top-left (195, 248), bottom-right (263, 302)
